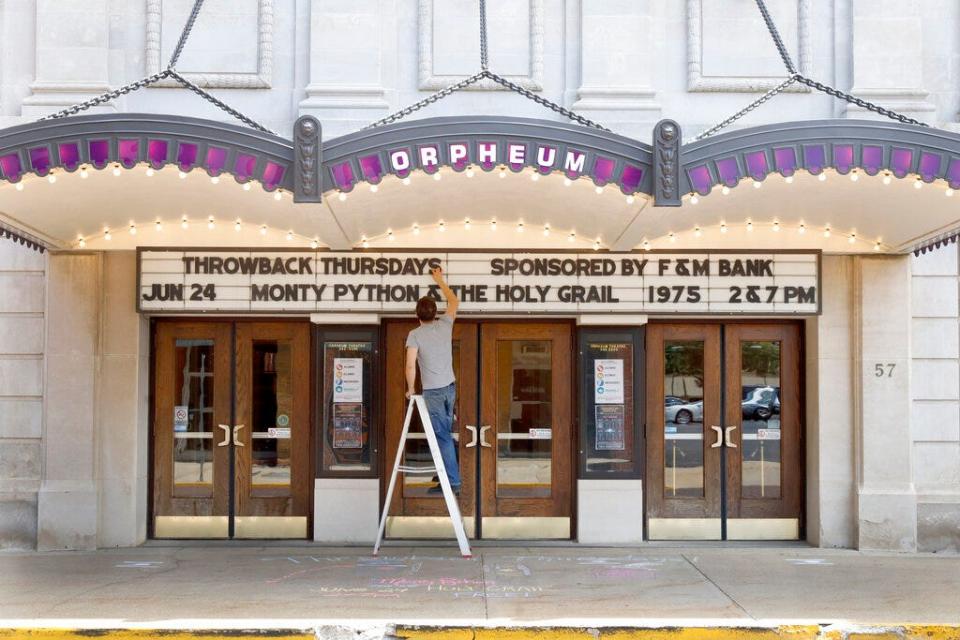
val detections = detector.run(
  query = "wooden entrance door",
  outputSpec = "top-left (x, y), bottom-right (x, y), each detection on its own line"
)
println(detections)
top-left (646, 323), bottom-right (802, 540)
top-left (383, 321), bottom-right (573, 539)
top-left (152, 320), bottom-right (312, 539)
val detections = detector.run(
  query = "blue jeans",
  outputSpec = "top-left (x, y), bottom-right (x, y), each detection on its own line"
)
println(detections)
top-left (422, 383), bottom-right (461, 488)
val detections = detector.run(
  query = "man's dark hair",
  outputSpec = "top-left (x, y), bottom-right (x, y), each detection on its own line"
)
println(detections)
top-left (416, 297), bottom-right (437, 322)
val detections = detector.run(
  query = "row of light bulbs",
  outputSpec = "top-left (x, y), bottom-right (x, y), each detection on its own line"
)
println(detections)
top-left (359, 218), bottom-right (602, 250)
top-left (10, 164), bottom-right (286, 200)
top-left (76, 216), bottom-right (317, 249)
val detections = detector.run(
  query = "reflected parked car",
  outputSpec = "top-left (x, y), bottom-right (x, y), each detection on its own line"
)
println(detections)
top-left (664, 395), bottom-right (686, 407)
top-left (666, 400), bottom-right (703, 424)
top-left (741, 385), bottom-right (779, 420)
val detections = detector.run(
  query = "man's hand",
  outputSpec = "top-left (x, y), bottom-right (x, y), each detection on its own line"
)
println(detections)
top-left (431, 266), bottom-right (444, 285)
top-left (404, 388), bottom-right (414, 399)
top-left (430, 265), bottom-right (459, 317)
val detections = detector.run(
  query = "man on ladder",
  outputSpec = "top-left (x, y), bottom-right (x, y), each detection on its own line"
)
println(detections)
top-left (404, 266), bottom-right (461, 496)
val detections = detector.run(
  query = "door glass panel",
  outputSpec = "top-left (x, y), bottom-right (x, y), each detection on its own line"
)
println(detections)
top-left (173, 339), bottom-right (215, 487)
top-left (740, 340), bottom-right (782, 499)
top-left (403, 342), bottom-right (461, 497)
top-left (251, 340), bottom-right (292, 487)
top-left (496, 340), bottom-right (552, 499)
top-left (663, 340), bottom-right (705, 498)
top-left (582, 340), bottom-right (636, 474)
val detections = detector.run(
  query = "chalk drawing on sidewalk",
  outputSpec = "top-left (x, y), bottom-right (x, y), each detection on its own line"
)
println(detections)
top-left (114, 560), bottom-right (165, 568)
top-left (786, 558), bottom-right (834, 566)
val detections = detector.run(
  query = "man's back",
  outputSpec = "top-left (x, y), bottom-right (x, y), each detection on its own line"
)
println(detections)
top-left (406, 315), bottom-right (455, 390)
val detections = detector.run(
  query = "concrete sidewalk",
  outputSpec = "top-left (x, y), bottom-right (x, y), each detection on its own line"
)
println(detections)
top-left (0, 544), bottom-right (957, 637)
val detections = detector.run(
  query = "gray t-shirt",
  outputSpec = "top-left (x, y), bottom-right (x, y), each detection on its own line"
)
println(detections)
top-left (406, 315), bottom-right (456, 390)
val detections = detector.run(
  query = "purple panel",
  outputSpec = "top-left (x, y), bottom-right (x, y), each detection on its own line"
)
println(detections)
top-left (147, 140), bottom-right (168, 167)
top-left (177, 143), bottom-right (198, 170)
top-left (234, 154), bottom-right (256, 180)
top-left (262, 162), bottom-right (285, 189)
top-left (687, 165), bottom-right (713, 195)
top-left (715, 157), bottom-right (740, 186)
top-left (833, 144), bottom-right (854, 174)
top-left (891, 147), bottom-right (913, 178)
top-left (946, 158), bottom-right (960, 189)
top-left (593, 157), bottom-right (615, 184)
top-left (118, 139), bottom-right (138, 167)
top-left (0, 153), bottom-right (23, 181)
top-left (918, 151), bottom-right (941, 182)
top-left (331, 162), bottom-right (355, 191)
top-left (862, 145), bottom-right (883, 175)
top-left (88, 140), bottom-right (110, 168)
top-left (28, 147), bottom-right (51, 174)
top-left (620, 164), bottom-right (644, 192)
top-left (58, 143), bottom-right (80, 170)
top-left (773, 147), bottom-right (798, 176)
top-left (744, 151), bottom-right (769, 180)
top-left (803, 145), bottom-right (826, 174)
top-left (358, 154), bottom-right (384, 183)
top-left (205, 147), bottom-right (227, 174)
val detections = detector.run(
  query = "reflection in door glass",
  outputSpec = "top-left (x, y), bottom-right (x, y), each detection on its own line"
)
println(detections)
top-left (173, 339), bottom-right (215, 487)
top-left (404, 342), bottom-right (461, 498)
top-left (251, 340), bottom-right (292, 487)
top-left (663, 341), bottom-right (704, 497)
top-left (496, 340), bottom-right (552, 499)
top-left (740, 341), bottom-right (781, 498)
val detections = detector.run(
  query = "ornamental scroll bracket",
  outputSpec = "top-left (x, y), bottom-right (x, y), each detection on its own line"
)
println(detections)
top-left (293, 115), bottom-right (322, 203)
top-left (653, 119), bottom-right (681, 207)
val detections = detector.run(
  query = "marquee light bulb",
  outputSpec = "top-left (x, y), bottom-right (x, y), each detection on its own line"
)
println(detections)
top-left (15, 182), bottom-right (24, 191)
top-left (370, 184), bottom-right (379, 193)
top-left (563, 177), bottom-right (572, 187)
top-left (818, 172), bottom-right (826, 182)
top-left (158, 220), bottom-right (168, 234)
top-left (210, 175), bottom-right (219, 185)
top-left (438, 220), bottom-right (446, 232)
top-left (243, 182), bottom-right (251, 191)
top-left (883, 172), bottom-right (892, 185)
top-left (80, 167), bottom-right (89, 179)
top-left (433, 172), bottom-right (442, 181)
top-left (517, 221), bottom-right (524, 233)
top-left (181, 217), bottom-right (189, 230)
top-left (361, 237), bottom-right (370, 248)
top-left (531, 172), bottom-right (539, 182)
top-left (311, 239), bottom-right (319, 249)
top-left (412, 224), bottom-right (420, 235)
top-left (785, 174), bottom-right (794, 184)
top-left (464, 218), bottom-right (471, 231)
top-left (946, 188), bottom-right (955, 197)
top-left (286, 230), bottom-right (294, 241)
top-left (234, 219), bottom-right (242, 232)
top-left (753, 180), bottom-right (762, 189)
top-left (720, 221), bottom-right (728, 233)
top-left (466, 166), bottom-right (475, 178)
top-left (78, 236), bottom-right (86, 248)
top-left (112, 164), bottom-right (122, 177)
top-left (669, 232), bottom-right (677, 243)
top-left (642, 240), bottom-right (651, 251)
top-left (824, 225), bottom-right (832, 238)
top-left (595, 185), bottom-right (603, 195)
top-left (914, 178), bottom-right (923, 189)
top-left (491, 219), bottom-right (497, 231)
top-left (499, 168), bottom-right (506, 179)
top-left (543, 224), bottom-right (550, 237)
top-left (746, 219), bottom-right (754, 232)
top-left (568, 231), bottom-right (576, 243)
top-left (179, 171), bottom-right (187, 179)
top-left (274, 191), bottom-right (283, 201)
top-left (874, 240), bottom-right (882, 251)
top-left (129, 224), bottom-right (136, 235)
top-left (402, 176), bottom-right (411, 186)
top-left (850, 170), bottom-right (859, 182)
top-left (694, 226), bottom-right (702, 238)
top-left (387, 229), bottom-right (395, 241)
top-left (721, 185), bottom-right (730, 195)
top-left (626, 195), bottom-right (635, 204)
top-left (849, 232), bottom-right (857, 244)
top-left (772, 220), bottom-right (780, 232)
top-left (47, 173), bottom-right (56, 184)
top-left (690, 194), bottom-right (699, 205)
top-left (798, 222), bottom-right (806, 234)
top-left (104, 229), bottom-right (112, 241)
top-left (338, 191), bottom-right (347, 202)
top-left (260, 225), bottom-right (267, 236)
top-left (593, 239), bottom-right (601, 251)
top-left (145, 168), bottom-right (154, 178)
top-left (207, 216), bottom-right (215, 230)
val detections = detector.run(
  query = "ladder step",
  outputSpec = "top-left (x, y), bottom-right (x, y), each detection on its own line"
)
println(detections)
top-left (397, 465), bottom-right (438, 474)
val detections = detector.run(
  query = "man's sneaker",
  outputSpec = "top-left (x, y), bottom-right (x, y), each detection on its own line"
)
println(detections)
top-left (427, 484), bottom-right (460, 496)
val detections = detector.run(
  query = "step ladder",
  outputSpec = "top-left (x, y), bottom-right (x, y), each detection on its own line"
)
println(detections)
top-left (374, 394), bottom-right (471, 558)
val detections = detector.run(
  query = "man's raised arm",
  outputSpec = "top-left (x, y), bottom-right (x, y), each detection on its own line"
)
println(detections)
top-left (431, 266), bottom-right (459, 318)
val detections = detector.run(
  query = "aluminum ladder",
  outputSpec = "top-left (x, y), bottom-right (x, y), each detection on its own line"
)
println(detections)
top-left (373, 394), bottom-right (472, 557)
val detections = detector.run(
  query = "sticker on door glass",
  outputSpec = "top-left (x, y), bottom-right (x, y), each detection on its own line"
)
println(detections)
top-left (594, 359), bottom-right (624, 404)
top-left (268, 427), bottom-right (291, 439)
top-left (595, 404), bottom-right (625, 450)
top-left (757, 428), bottom-right (781, 440)
top-left (173, 405), bottom-right (189, 432)
top-left (333, 357), bottom-right (363, 402)
top-left (333, 402), bottom-right (363, 448)
top-left (529, 428), bottom-right (552, 439)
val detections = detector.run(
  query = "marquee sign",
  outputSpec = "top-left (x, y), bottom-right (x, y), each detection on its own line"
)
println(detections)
top-left (138, 249), bottom-right (820, 316)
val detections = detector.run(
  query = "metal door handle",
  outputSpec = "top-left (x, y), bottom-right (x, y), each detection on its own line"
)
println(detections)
top-left (464, 425), bottom-right (478, 448)
top-left (724, 425), bottom-right (738, 448)
top-left (217, 424), bottom-right (231, 447)
top-left (233, 424), bottom-right (245, 447)
top-left (479, 425), bottom-right (492, 448)
top-left (710, 425), bottom-right (723, 448)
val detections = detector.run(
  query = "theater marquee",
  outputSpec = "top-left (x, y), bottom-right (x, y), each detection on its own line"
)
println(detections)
top-left (137, 249), bottom-right (820, 315)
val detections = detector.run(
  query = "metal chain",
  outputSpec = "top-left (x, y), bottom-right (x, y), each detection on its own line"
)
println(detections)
top-left (795, 75), bottom-right (928, 127)
top-left (167, 71), bottom-right (274, 134)
top-left (479, 0), bottom-right (489, 70)
top-left (482, 71), bottom-right (610, 131)
top-left (364, 72), bottom-right (488, 129)
top-left (169, 0), bottom-right (206, 69)
top-left (694, 75), bottom-right (798, 140)
top-left (755, 0), bottom-right (796, 74)
top-left (40, 70), bottom-right (173, 120)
